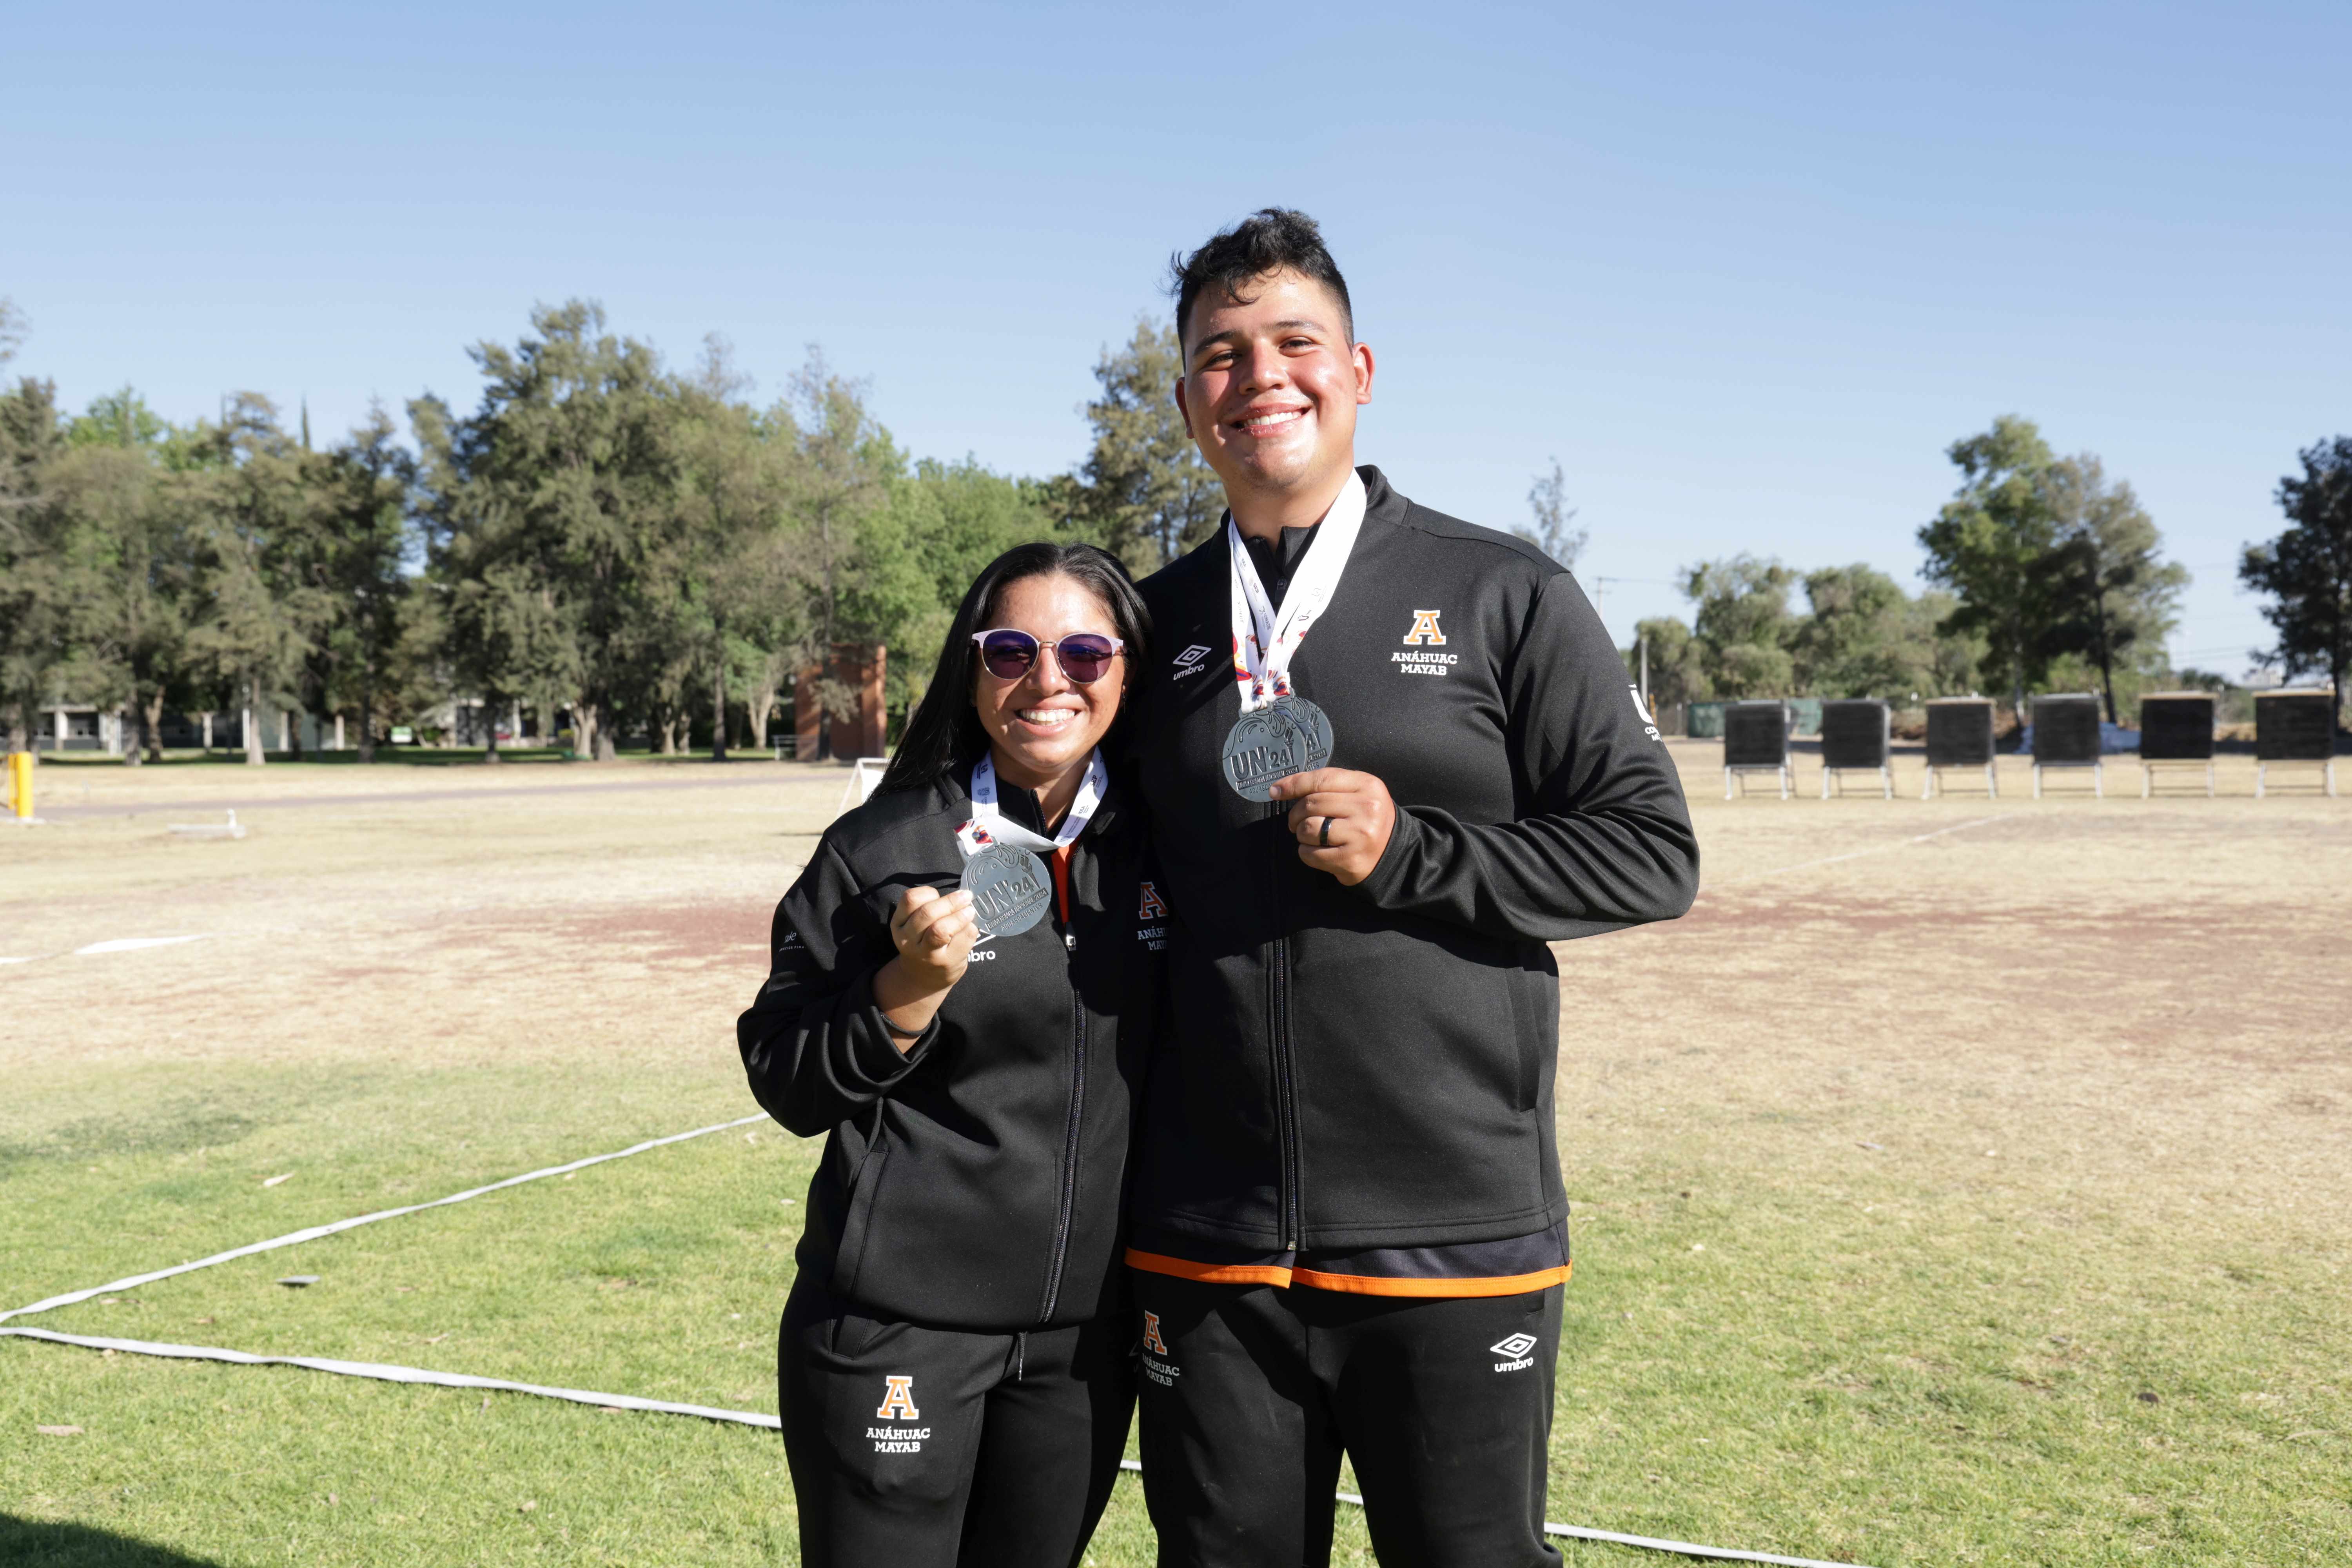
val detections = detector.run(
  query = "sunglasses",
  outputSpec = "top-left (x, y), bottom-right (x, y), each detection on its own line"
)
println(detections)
top-left (972, 628), bottom-right (1126, 685)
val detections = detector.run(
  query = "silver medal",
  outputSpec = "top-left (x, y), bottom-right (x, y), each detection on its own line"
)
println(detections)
top-left (1267, 695), bottom-right (1333, 775)
top-left (1221, 706), bottom-right (1311, 801)
top-left (959, 841), bottom-right (1053, 936)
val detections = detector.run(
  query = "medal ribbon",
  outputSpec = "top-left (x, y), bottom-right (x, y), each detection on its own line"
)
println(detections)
top-left (955, 750), bottom-right (1109, 861)
top-left (1227, 469), bottom-right (1369, 713)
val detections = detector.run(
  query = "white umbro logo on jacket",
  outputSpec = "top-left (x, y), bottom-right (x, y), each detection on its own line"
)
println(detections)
top-left (1171, 644), bottom-right (1212, 678)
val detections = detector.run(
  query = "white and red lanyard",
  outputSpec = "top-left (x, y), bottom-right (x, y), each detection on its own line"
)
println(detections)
top-left (954, 750), bottom-right (1108, 860)
top-left (1227, 469), bottom-right (1368, 713)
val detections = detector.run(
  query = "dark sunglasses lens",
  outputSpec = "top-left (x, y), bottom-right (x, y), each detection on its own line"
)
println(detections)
top-left (1057, 637), bottom-right (1117, 682)
top-left (980, 632), bottom-right (1038, 679)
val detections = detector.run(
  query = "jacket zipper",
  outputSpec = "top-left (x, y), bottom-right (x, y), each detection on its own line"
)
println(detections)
top-left (1038, 923), bottom-right (1085, 1323)
top-left (1266, 802), bottom-right (1302, 1253)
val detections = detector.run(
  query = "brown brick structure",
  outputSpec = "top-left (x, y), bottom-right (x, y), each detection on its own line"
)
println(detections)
top-left (795, 643), bottom-right (888, 762)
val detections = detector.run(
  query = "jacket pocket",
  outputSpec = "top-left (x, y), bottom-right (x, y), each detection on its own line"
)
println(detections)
top-left (828, 1129), bottom-right (891, 1301)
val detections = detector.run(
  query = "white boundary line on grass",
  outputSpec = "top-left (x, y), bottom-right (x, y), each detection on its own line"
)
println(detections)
top-left (1703, 813), bottom-right (2013, 891)
top-left (3, 1116), bottom-right (1877, 1568)
top-left (0, 1113), bottom-right (769, 1325)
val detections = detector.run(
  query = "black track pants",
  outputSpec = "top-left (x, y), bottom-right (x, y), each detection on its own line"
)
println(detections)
top-left (1131, 1273), bottom-right (1563, 1568)
top-left (778, 1276), bottom-right (1136, 1568)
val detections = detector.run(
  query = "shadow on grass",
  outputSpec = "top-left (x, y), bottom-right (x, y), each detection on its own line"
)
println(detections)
top-left (0, 1516), bottom-right (227, 1566)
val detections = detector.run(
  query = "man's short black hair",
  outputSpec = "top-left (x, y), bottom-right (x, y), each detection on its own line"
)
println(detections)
top-left (1170, 207), bottom-right (1353, 351)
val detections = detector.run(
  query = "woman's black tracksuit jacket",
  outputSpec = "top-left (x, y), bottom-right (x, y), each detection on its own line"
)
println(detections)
top-left (737, 773), bottom-right (1162, 1568)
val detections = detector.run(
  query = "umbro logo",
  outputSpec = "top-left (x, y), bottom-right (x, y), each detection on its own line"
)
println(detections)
top-left (1490, 1332), bottom-right (1538, 1373)
top-left (1171, 643), bottom-right (1212, 678)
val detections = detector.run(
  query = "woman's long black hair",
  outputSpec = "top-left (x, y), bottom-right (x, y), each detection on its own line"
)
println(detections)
top-left (875, 541), bottom-right (1154, 797)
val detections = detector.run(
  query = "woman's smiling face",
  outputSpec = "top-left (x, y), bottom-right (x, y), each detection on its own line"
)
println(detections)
top-left (970, 571), bottom-right (1127, 791)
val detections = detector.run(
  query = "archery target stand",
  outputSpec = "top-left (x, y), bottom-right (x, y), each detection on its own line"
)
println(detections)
top-left (2137, 693), bottom-right (2216, 798)
top-left (1818, 699), bottom-right (1893, 799)
top-left (2253, 687), bottom-right (2339, 798)
top-left (1921, 698), bottom-right (1998, 800)
top-left (1720, 701), bottom-right (1792, 799)
top-left (2031, 694), bottom-right (2103, 799)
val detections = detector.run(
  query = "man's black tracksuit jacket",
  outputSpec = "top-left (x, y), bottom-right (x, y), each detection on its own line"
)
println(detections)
top-left (1126, 465), bottom-right (1700, 1290)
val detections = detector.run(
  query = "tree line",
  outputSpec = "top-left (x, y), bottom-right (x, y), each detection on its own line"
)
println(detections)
top-left (0, 303), bottom-right (1255, 764)
top-left (1633, 414), bottom-right (2352, 727)
top-left (7, 290), bottom-right (2346, 758)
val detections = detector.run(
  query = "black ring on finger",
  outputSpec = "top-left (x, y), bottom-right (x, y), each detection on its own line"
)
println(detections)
top-left (1318, 815), bottom-right (1332, 848)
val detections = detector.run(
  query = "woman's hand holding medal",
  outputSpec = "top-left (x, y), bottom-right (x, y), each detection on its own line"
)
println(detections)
top-left (1269, 767), bottom-right (1396, 886)
top-left (874, 886), bottom-right (978, 1050)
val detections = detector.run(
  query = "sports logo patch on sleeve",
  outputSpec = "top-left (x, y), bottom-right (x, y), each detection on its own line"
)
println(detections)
top-left (1628, 684), bottom-right (1662, 741)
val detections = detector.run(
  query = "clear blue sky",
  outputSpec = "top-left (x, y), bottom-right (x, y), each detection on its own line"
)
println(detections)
top-left (8, 2), bottom-right (2347, 677)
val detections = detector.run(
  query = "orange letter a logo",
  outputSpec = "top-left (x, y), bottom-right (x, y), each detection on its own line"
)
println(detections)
top-left (875, 1375), bottom-right (919, 1421)
top-left (1138, 882), bottom-right (1168, 920)
top-left (1402, 610), bottom-right (1446, 646)
top-left (1142, 1311), bottom-right (1168, 1356)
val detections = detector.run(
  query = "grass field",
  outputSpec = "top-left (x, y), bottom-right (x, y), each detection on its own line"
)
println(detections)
top-left (4, 744), bottom-right (2347, 1566)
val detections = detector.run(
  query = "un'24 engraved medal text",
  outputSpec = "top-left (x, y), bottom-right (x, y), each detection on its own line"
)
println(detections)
top-left (959, 842), bottom-right (1052, 937)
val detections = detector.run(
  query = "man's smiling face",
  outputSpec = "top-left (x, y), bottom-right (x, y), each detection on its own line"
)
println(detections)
top-left (1175, 268), bottom-right (1374, 509)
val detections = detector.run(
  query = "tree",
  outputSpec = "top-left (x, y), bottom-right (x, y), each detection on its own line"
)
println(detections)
top-left (412, 301), bottom-right (681, 762)
top-left (1517, 459), bottom-right (1586, 571)
top-left (183, 396), bottom-right (332, 765)
top-left (2243, 437), bottom-right (2352, 724)
top-left (0, 375), bottom-right (72, 751)
top-left (2038, 456), bottom-right (2185, 722)
top-left (1789, 564), bottom-right (1978, 700)
top-left (1628, 615), bottom-right (1708, 709)
top-left (1918, 416), bottom-right (2062, 724)
top-left (778, 353), bottom-right (927, 758)
top-left (0, 299), bottom-right (24, 370)
top-left (1071, 319), bottom-right (1222, 572)
top-left (49, 388), bottom-right (194, 763)
top-left (1684, 555), bottom-right (1798, 698)
top-left (308, 407), bottom-right (416, 761)
top-left (672, 337), bottom-right (796, 761)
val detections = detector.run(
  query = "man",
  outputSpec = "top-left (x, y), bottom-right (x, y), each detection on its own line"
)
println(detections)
top-left (1127, 208), bottom-right (1699, 1567)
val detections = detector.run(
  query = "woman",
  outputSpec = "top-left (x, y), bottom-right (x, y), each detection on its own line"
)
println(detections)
top-left (737, 541), bottom-right (1159, 1568)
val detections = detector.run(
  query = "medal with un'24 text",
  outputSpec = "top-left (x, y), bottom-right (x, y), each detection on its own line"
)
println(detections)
top-left (953, 751), bottom-right (1107, 936)
top-left (1221, 472), bottom-right (1367, 800)
top-left (959, 841), bottom-right (1053, 937)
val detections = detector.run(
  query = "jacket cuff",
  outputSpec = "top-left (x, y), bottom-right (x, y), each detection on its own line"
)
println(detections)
top-left (848, 969), bottom-right (938, 1083)
top-left (1350, 804), bottom-right (1426, 907)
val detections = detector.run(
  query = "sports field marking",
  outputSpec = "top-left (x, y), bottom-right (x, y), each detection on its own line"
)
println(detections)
top-left (0, 955), bottom-right (36, 965)
top-left (0, 1112), bottom-right (768, 1325)
top-left (71, 935), bottom-right (214, 955)
top-left (1703, 813), bottom-right (2012, 892)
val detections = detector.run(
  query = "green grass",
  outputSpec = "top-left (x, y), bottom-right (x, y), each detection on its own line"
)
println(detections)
top-left (6, 1058), bottom-right (2343, 1565)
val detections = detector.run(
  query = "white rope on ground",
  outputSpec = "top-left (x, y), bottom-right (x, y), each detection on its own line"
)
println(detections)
top-left (1117, 1464), bottom-right (1871, 1567)
top-left (3, 1328), bottom-right (1873, 1568)
top-left (1702, 813), bottom-right (2011, 891)
top-left (0, 1113), bottom-right (769, 1325)
top-left (0, 1326), bottom-right (782, 1428)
